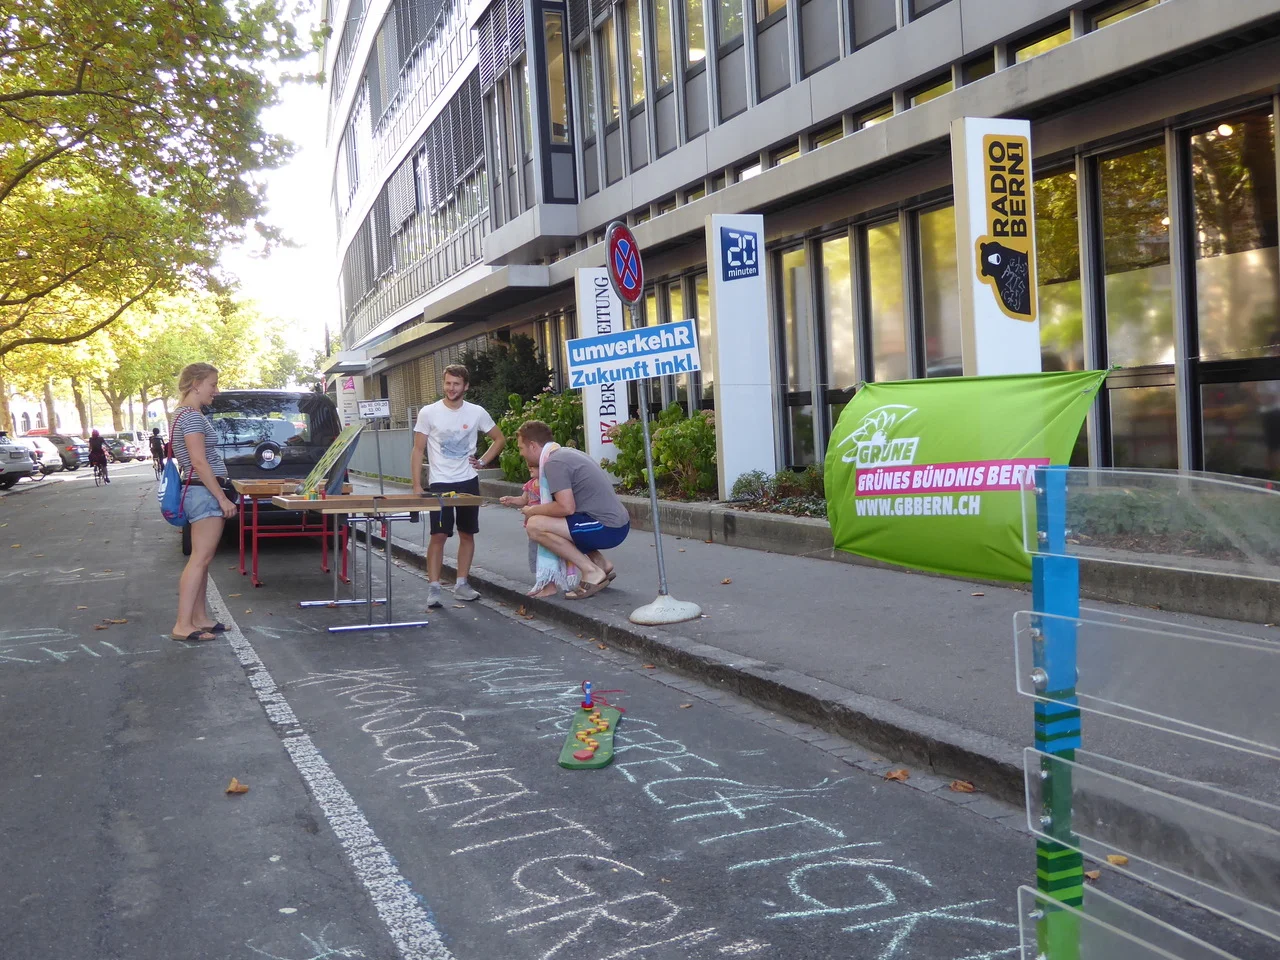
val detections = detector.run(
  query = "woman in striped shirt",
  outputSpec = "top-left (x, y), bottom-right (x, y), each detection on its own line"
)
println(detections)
top-left (169, 363), bottom-right (237, 643)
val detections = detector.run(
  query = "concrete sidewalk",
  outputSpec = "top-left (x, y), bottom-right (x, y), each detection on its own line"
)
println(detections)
top-left (352, 477), bottom-right (1277, 806)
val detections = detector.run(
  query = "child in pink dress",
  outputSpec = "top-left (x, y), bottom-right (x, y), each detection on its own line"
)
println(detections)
top-left (499, 468), bottom-right (544, 589)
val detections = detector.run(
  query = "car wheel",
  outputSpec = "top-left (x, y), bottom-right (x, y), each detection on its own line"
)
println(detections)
top-left (0, 477), bottom-right (16, 490)
top-left (65, 462), bottom-right (78, 471)
top-left (181, 522), bottom-right (192, 556)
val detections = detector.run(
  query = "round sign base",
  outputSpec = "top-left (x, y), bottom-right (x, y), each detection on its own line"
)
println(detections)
top-left (629, 594), bottom-right (702, 625)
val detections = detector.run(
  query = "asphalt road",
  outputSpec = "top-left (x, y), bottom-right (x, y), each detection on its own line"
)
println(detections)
top-left (0, 465), bottom-right (1263, 959)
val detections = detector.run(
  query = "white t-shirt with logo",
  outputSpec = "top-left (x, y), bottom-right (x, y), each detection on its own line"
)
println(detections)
top-left (414, 399), bottom-right (496, 485)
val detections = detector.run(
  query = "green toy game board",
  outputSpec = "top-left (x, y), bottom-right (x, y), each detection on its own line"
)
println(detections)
top-left (558, 706), bottom-right (621, 769)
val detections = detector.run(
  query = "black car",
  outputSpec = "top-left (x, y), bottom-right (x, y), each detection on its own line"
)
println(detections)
top-left (179, 390), bottom-right (342, 554)
top-left (45, 434), bottom-right (90, 470)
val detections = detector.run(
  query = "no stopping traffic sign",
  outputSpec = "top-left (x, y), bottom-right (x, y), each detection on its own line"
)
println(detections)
top-left (605, 221), bottom-right (644, 305)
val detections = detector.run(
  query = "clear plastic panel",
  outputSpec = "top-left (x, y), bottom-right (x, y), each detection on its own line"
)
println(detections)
top-left (1020, 468), bottom-right (1280, 582)
top-left (1023, 748), bottom-right (1280, 941)
top-left (1013, 609), bottom-right (1280, 761)
top-left (1017, 886), bottom-right (1245, 960)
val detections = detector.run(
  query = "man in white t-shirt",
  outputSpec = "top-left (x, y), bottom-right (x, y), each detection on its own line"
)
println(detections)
top-left (411, 364), bottom-right (505, 607)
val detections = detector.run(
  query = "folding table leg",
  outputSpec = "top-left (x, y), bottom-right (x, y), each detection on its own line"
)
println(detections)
top-left (251, 495), bottom-right (263, 588)
top-left (238, 493), bottom-right (247, 576)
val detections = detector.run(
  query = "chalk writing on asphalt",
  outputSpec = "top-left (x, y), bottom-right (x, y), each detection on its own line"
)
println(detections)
top-left (0, 629), bottom-right (159, 666)
top-left (246, 925), bottom-right (366, 960)
top-left (0, 567), bottom-right (125, 585)
top-left (297, 658), bottom-right (1018, 959)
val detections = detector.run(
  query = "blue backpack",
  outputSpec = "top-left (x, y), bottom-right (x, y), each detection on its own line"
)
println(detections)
top-left (157, 458), bottom-right (191, 526)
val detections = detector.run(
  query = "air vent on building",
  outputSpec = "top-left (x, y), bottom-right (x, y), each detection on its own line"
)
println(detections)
top-left (569, 0), bottom-right (589, 43)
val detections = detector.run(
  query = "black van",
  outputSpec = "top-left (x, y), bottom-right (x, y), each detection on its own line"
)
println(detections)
top-left (179, 389), bottom-right (342, 554)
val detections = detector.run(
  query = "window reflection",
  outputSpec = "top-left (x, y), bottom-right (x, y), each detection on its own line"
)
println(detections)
top-left (1191, 109), bottom-right (1279, 361)
top-left (919, 205), bottom-right (961, 378)
top-left (866, 220), bottom-right (907, 381)
top-left (1100, 143), bottom-right (1173, 367)
top-left (626, 0), bottom-right (645, 108)
top-left (1013, 25), bottom-right (1071, 63)
top-left (666, 283), bottom-right (689, 407)
top-left (1094, 0), bottom-right (1160, 29)
top-left (756, 0), bottom-right (785, 20)
top-left (910, 77), bottom-right (952, 107)
top-left (781, 247), bottom-right (815, 465)
top-left (684, 0), bottom-right (706, 65)
top-left (654, 0), bottom-right (675, 87)
top-left (821, 234), bottom-right (855, 390)
top-left (515, 60), bottom-right (533, 156)
top-left (578, 46), bottom-right (597, 140)
top-left (1035, 170), bottom-right (1085, 371)
top-left (1110, 385), bottom-right (1177, 468)
top-left (718, 0), bottom-right (743, 46)
top-left (601, 19), bottom-right (620, 123)
top-left (1202, 380), bottom-right (1280, 480)
top-left (852, 0), bottom-right (897, 47)
top-left (543, 13), bottom-right (570, 144)
top-left (695, 273), bottom-right (713, 404)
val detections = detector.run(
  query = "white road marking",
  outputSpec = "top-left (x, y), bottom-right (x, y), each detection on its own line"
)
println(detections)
top-left (207, 578), bottom-right (455, 960)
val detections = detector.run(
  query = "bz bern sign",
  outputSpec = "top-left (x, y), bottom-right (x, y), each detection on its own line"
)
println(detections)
top-left (720, 226), bottom-right (759, 282)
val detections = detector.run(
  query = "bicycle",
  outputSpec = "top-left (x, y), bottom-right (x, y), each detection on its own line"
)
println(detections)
top-left (153, 456), bottom-right (164, 480)
top-left (93, 460), bottom-right (107, 486)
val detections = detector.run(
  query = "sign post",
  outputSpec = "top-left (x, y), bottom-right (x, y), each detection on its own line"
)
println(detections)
top-left (358, 398), bottom-right (393, 495)
top-left (597, 221), bottom-right (702, 625)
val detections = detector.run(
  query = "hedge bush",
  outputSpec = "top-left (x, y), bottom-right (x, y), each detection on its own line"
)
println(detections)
top-left (604, 403), bottom-right (717, 500)
top-left (482, 390), bottom-right (585, 482)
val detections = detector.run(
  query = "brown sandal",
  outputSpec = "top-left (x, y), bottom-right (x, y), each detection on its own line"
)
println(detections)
top-left (565, 577), bottom-right (610, 600)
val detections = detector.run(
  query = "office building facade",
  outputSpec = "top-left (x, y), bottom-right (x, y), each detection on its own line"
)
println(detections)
top-left (324, 0), bottom-right (1280, 479)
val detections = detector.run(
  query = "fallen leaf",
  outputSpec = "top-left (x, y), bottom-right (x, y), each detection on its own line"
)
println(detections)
top-left (1106, 854), bottom-right (1129, 866)
top-left (33, 554), bottom-right (44, 558)
top-left (884, 768), bottom-right (910, 782)
top-left (228, 593), bottom-right (242, 598)
top-left (76, 605), bottom-right (88, 610)
top-left (678, 548), bottom-right (686, 552)
top-left (660, 878), bottom-right (672, 884)
top-left (721, 578), bottom-right (732, 585)
top-left (244, 609), bottom-right (252, 614)
top-left (87, 521), bottom-right (94, 525)
top-left (103, 569), bottom-right (112, 573)
top-left (596, 643), bottom-right (607, 650)
top-left (453, 603), bottom-right (466, 608)
top-left (92, 624), bottom-right (109, 631)
top-left (970, 592), bottom-right (984, 597)
top-left (949, 780), bottom-right (976, 793)
top-left (704, 539), bottom-right (712, 544)
top-left (9, 544), bottom-right (19, 549)
top-left (642, 664), bottom-right (656, 669)
top-left (679, 703), bottom-right (693, 709)
top-left (516, 605), bottom-right (528, 617)
top-left (103, 618), bottom-right (128, 625)
top-left (225, 777), bottom-right (249, 795)
top-left (1084, 870), bottom-right (1101, 881)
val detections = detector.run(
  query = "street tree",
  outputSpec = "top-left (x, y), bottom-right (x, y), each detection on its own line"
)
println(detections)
top-left (0, 0), bottom-right (322, 358)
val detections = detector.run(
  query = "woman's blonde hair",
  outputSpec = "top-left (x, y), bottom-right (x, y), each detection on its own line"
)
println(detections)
top-left (178, 362), bottom-right (219, 397)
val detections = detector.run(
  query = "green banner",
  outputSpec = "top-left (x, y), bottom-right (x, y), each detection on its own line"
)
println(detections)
top-left (825, 370), bottom-right (1106, 582)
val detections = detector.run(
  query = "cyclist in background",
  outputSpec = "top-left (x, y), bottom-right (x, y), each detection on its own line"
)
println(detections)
top-left (149, 427), bottom-right (165, 477)
top-left (88, 429), bottom-right (110, 484)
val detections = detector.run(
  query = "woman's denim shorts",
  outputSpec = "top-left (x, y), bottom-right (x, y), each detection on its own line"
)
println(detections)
top-left (185, 484), bottom-right (225, 524)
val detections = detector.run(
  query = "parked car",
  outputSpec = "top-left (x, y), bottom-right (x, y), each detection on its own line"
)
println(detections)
top-left (114, 430), bottom-right (155, 456)
top-left (103, 437), bottom-right (142, 462)
top-left (0, 432), bottom-right (37, 489)
top-left (16, 437), bottom-right (64, 474)
top-left (179, 390), bottom-right (342, 555)
top-left (45, 434), bottom-right (90, 471)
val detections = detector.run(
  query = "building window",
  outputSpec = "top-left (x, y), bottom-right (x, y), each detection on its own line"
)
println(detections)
top-left (962, 53), bottom-right (995, 83)
top-left (1202, 380), bottom-right (1280, 480)
top-left (1013, 24), bottom-right (1071, 63)
top-left (664, 282), bottom-right (690, 408)
top-left (718, 0), bottom-right (744, 47)
top-left (851, 0), bottom-right (896, 48)
top-left (772, 143), bottom-right (799, 166)
top-left (579, 46), bottom-right (598, 141)
top-left (1189, 108), bottom-right (1278, 362)
top-left (1099, 142), bottom-right (1173, 367)
top-left (601, 19), bottom-right (621, 124)
top-left (686, 183), bottom-right (707, 201)
top-left (694, 273), bottom-right (713, 406)
top-left (737, 161), bottom-right (762, 181)
top-left (908, 0), bottom-right (951, 18)
top-left (1093, 0), bottom-right (1161, 30)
top-left (544, 12), bottom-right (570, 144)
top-left (656, 195), bottom-right (678, 214)
top-left (779, 246), bottom-right (816, 466)
top-left (1036, 169), bottom-right (1085, 373)
top-left (865, 219), bottom-right (907, 381)
top-left (918, 205), bottom-right (961, 378)
top-left (756, 0), bottom-right (785, 22)
top-left (811, 121), bottom-right (843, 148)
top-left (1110, 384), bottom-right (1177, 468)
top-left (515, 60), bottom-right (534, 157)
top-left (654, 0), bottom-right (675, 88)
top-left (820, 234), bottom-right (855, 427)
top-left (859, 104), bottom-right (893, 128)
top-left (909, 76), bottom-right (953, 107)
top-left (684, 0), bottom-right (707, 66)
top-left (626, 0), bottom-right (645, 109)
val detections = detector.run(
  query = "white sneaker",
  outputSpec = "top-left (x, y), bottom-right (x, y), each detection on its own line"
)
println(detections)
top-left (453, 581), bottom-right (480, 602)
top-left (426, 583), bottom-right (443, 608)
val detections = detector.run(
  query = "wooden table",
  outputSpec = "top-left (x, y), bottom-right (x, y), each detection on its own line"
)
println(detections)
top-left (230, 479), bottom-right (353, 588)
top-left (270, 493), bottom-right (487, 634)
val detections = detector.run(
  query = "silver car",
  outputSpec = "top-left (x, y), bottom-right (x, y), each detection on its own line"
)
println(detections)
top-left (0, 433), bottom-right (37, 489)
top-left (15, 437), bottom-right (63, 474)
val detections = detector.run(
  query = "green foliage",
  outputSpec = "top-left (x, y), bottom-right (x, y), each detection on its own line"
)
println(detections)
top-left (731, 466), bottom-right (828, 518)
top-left (461, 335), bottom-right (550, 425)
top-left (493, 390), bottom-right (585, 482)
top-left (0, 0), bottom-right (316, 357)
top-left (604, 404), bottom-right (717, 500)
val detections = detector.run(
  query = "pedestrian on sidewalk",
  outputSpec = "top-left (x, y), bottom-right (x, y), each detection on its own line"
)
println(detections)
top-left (411, 364), bottom-right (505, 608)
top-left (169, 362), bottom-right (238, 643)
top-left (515, 420), bottom-right (628, 600)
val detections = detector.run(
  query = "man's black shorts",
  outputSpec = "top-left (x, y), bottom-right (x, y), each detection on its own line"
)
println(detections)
top-left (428, 477), bottom-right (481, 537)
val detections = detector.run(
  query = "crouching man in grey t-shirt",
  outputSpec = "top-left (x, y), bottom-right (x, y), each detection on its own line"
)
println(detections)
top-left (516, 420), bottom-right (629, 600)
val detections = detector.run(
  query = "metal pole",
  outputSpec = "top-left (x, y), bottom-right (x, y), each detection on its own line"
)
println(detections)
top-left (375, 421), bottom-right (385, 495)
top-left (384, 519), bottom-right (392, 623)
top-left (366, 518), bottom-right (374, 624)
top-left (633, 304), bottom-right (670, 597)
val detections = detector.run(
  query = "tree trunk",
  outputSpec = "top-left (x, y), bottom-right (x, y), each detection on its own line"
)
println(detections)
top-left (161, 396), bottom-right (171, 421)
top-left (43, 378), bottom-right (57, 432)
top-left (139, 387), bottom-right (150, 435)
top-left (0, 369), bottom-right (12, 434)
top-left (70, 377), bottom-right (90, 436)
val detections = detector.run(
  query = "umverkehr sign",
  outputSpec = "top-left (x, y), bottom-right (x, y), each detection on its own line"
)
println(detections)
top-left (564, 320), bottom-right (701, 389)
